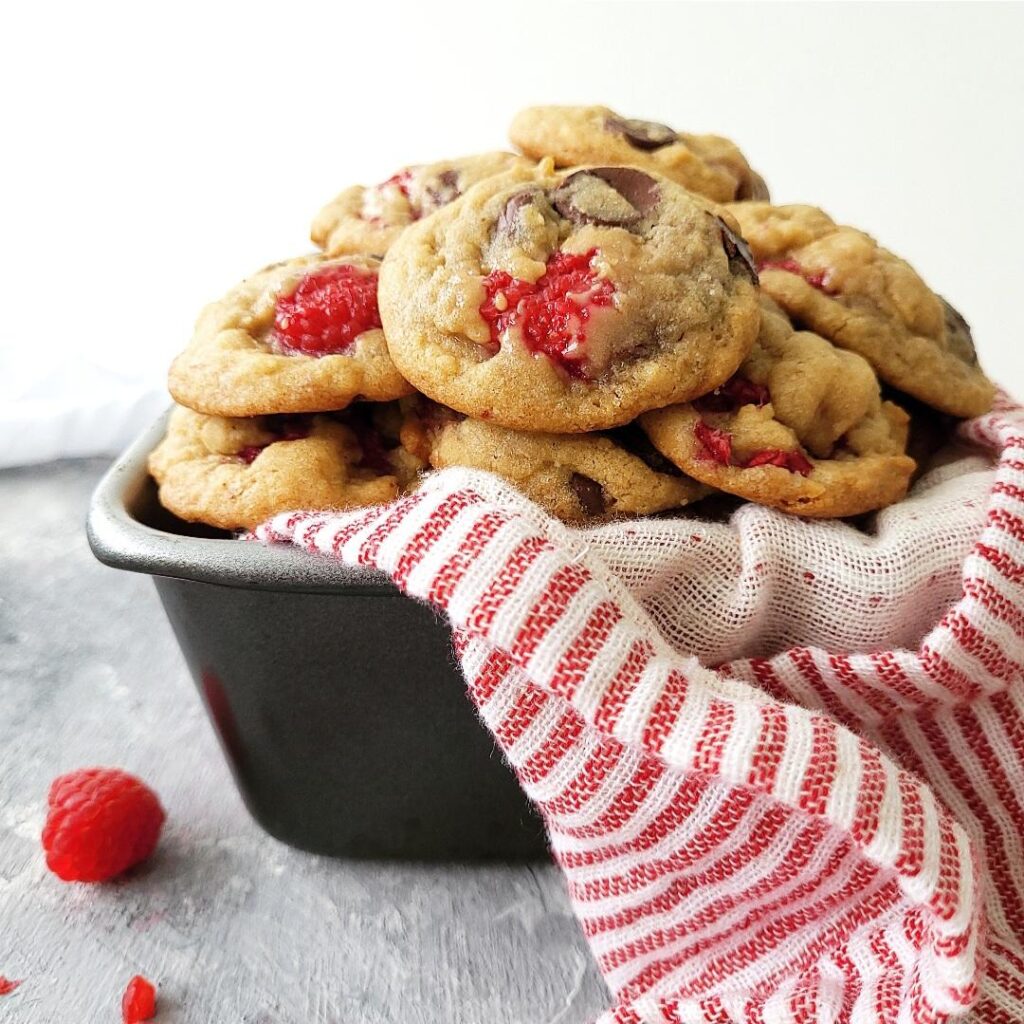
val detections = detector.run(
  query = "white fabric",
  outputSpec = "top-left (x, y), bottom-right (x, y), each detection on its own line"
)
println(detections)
top-left (581, 445), bottom-right (995, 664)
top-left (257, 396), bottom-right (1024, 1022)
top-left (0, 352), bottom-right (165, 468)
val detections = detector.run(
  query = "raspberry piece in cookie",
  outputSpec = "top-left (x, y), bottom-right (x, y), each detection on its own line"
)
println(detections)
top-left (311, 152), bottom-right (532, 257)
top-left (273, 263), bottom-right (382, 356)
top-left (168, 254), bottom-right (412, 417)
top-left (400, 400), bottom-right (708, 524)
top-left (693, 420), bottom-right (734, 466)
top-left (696, 376), bottom-right (770, 414)
top-left (640, 301), bottom-right (917, 518)
top-left (726, 202), bottom-right (995, 418)
top-left (379, 161), bottom-right (761, 433)
top-left (756, 258), bottom-right (832, 293)
top-left (744, 448), bottom-right (814, 475)
top-left (149, 405), bottom-right (410, 530)
top-left (480, 250), bottom-right (616, 375)
top-left (509, 105), bottom-right (768, 203)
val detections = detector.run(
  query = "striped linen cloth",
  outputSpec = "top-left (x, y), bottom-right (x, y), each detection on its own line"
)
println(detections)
top-left (256, 396), bottom-right (1024, 1024)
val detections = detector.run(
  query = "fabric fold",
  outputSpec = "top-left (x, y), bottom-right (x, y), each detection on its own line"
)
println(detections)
top-left (255, 396), bottom-right (1024, 1024)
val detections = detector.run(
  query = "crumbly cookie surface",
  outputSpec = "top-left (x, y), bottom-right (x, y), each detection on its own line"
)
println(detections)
top-left (168, 254), bottom-right (413, 417)
top-left (311, 152), bottom-right (531, 257)
top-left (401, 402), bottom-right (707, 524)
top-left (640, 301), bottom-right (917, 517)
top-left (148, 405), bottom-right (411, 531)
top-left (378, 162), bottom-right (761, 433)
top-left (726, 202), bottom-right (995, 418)
top-left (509, 105), bottom-right (768, 203)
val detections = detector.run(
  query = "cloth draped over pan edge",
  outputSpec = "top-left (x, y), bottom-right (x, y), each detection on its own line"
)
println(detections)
top-left (255, 394), bottom-right (1024, 1024)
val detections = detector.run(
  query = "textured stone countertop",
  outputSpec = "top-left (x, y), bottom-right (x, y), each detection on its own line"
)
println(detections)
top-left (0, 460), bottom-right (608, 1024)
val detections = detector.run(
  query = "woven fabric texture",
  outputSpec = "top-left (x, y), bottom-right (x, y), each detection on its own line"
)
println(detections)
top-left (256, 396), bottom-right (1024, 1024)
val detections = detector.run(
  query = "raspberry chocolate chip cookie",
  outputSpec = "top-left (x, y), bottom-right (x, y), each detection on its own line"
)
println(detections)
top-left (311, 152), bottom-right (531, 257)
top-left (509, 105), bottom-right (769, 204)
top-left (378, 161), bottom-right (761, 433)
top-left (726, 202), bottom-right (995, 418)
top-left (640, 301), bottom-right (917, 518)
top-left (400, 402), bottom-right (708, 524)
top-left (149, 405), bottom-right (407, 531)
top-left (168, 254), bottom-right (413, 417)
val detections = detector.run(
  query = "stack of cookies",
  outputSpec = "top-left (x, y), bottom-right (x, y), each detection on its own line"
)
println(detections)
top-left (151, 104), bottom-right (996, 531)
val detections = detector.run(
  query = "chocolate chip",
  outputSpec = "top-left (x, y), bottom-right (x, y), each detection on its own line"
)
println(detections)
top-left (495, 189), bottom-right (541, 237)
top-left (569, 473), bottom-right (607, 517)
top-left (425, 168), bottom-right (461, 209)
top-left (605, 114), bottom-right (677, 151)
top-left (715, 216), bottom-right (758, 284)
top-left (588, 167), bottom-right (662, 216)
top-left (551, 168), bottom-right (661, 228)
top-left (941, 297), bottom-right (979, 366)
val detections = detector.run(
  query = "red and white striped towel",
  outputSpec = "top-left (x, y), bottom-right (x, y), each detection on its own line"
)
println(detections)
top-left (256, 396), bottom-right (1024, 1024)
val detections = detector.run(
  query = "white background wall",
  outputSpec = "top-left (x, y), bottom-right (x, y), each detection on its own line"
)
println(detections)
top-left (2, 1), bottom-right (1022, 465)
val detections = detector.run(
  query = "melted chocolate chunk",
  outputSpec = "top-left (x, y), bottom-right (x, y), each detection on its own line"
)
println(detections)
top-left (495, 189), bottom-right (542, 238)
top-left (715, 216), bottom-right (758, 284)
top-left (605, 114), bottom-right (677, 151)
top-left (551, 168), bottom-right (661, 228)
top-left (941, 297), bottom-right (979, 366)
top-left (569, 473), bottom-right (607, 516)
top-left (587, 167), bottom-right (662, 215)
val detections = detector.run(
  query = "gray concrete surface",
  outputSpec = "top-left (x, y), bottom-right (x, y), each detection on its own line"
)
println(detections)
top-left (0, 460), bottom-right (608, 1023)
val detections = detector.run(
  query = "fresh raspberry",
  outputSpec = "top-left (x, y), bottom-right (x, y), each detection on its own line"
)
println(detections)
top-left (273, 264), bottom-right (382, 357)
top-left (745, 448), bottom-right (814, 476)
top-left (693, 420), bottom-right (734, 466)
top-left (695, 376), bottom-right (770, 413)
top-left (42, 768), bottom-right (165, 882)
top-left (757, 258), bottom-right (831, 292)
top-left (480, 250), bottom-right (616, 375)
top-left (122, 975), bottom-right (157, 1023)
top-left (0, 977), bottom-right (21, 996)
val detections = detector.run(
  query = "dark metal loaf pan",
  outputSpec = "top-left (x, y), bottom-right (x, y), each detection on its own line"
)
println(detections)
top-left (86, 414), bottom-right (548, 862)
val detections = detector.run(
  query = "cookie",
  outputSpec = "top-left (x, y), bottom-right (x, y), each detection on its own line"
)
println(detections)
top-left (725, 202), bottom-right (995, 418)
top-left (168, 254), bottom-right (413, 417)
top-left (509, 105), bottom-right (768, 203)
top-left (149, 405), bottom-right (412, 531)
top-left (311, 152), bottom-right (532, 257)
top-left (400, 402), bottom-right (708, 524)
top-left (378, 161), bottom-right (761, 433)
top-left (640, 301), bottom-right (917, 517)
